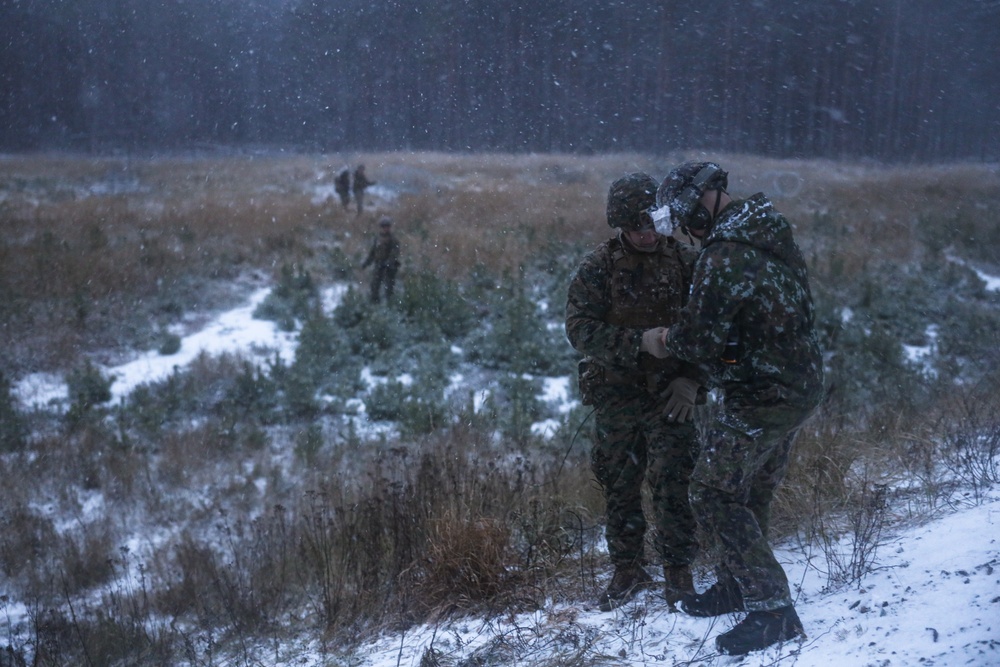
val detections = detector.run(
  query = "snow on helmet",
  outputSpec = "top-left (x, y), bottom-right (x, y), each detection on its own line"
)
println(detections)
top-left (656, 161), bottom-right (728, 235)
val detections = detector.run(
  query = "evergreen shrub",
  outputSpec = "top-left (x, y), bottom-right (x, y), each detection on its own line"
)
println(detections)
top-left (465, 270), bottom-right (571, 375)
top-left (0, 371), bottom-right (26, 451)
top-left (397, 268), bottom-right (475, 341)
top-left (66, 360), bottom-right (114, 427)
top-left (157, 332), bottom-right (182, 355)
top-left (341, 303), bottom-right (406, 365)
top-left (496, 373), bottom-right (544, 443)
top-left (253, 263), bottom-right (318, 331)
top-left (288, 310), bottom-right (362, 408)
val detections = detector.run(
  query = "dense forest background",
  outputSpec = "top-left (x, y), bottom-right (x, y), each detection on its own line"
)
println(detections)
top-left (3, 0), bottom-right (998, 161)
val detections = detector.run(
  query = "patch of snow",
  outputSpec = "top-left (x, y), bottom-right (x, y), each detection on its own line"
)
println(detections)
top-left (975, 267), bottom-right (1000, 292)
top-left (946, 252), bottom-right (1000, 292)
top-left (14, 287), bottom-right (299, 410)
top-left (540, 376), bottom-right (575, 415)
top-left (904, 324), bottom-right (939, 378)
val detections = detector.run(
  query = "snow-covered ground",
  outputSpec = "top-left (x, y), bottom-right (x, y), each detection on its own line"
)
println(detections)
top-left (360, 496), bottom-right (999, 667)
top-left (11, 271), bottom-right (1000, 667)
top-left (15, 287), bottom-right (299, 409)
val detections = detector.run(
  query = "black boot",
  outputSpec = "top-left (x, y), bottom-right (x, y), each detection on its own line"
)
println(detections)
top-left (678, 580), bottom-right (744, 617)
top-left (597, 564), bottom-right (652, 612)
top-left (716, 606), bottom-right (804, 655)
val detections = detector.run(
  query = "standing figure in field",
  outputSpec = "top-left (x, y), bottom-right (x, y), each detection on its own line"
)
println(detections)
top-left (352, 164), bottom-right (375, 215)
top-left (565, 172), bottom-right (706, 612)
top-left (361, 216), bottom-right (401, 303)
top-left (334, 166), bottom-right (351, 210)
top-left (645, 161), bottom-right (824, 655)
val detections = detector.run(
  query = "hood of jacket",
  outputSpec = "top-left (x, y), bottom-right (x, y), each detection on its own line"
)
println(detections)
top-left (704, 193), bottom-right (809, 286)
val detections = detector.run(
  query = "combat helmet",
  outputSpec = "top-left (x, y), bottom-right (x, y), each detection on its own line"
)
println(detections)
top-left (606, 172), bottom-right (658, 231)
top-left (656, 161), bottom-right (728, 236)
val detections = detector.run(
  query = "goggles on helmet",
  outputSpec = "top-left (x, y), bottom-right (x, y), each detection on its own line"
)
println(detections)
top-left (632, 206), bottom-right (659, 232)
top-left (649, 205), bottom-right (672, 234)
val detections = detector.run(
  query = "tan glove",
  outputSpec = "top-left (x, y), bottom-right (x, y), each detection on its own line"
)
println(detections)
top-left (640, 327), bottom-right (670, 359)
top-left (663, 377), bottom-right (700, 422)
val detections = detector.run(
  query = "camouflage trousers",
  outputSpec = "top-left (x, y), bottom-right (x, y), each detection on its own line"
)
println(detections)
top-left (591, 386), bottom-right (699, 568)
top-left (370, 265), bottom-right (398, 303)
top-left (689, 399), bottom-right (815, 612)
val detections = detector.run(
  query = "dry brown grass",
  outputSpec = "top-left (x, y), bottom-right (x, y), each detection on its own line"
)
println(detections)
top-left (6, 152), bottom-right (995, 302)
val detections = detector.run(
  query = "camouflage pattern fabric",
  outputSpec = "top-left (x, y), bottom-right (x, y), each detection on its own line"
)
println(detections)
top-left (334, 169), bottom-right (351, 208)
top-left (567, 233), bottom-right (701, 382)
top-left (662, 192), bottom-right (824, 612)
top-left (363, 233), bottom-right (401, 302)
top-left (352, 166), bottom-right (375, 214)
top-left (663, 193), bottom-right (823, 408)
top-left (566, 231), bottom-right (703, 568)
top-left (690, 400), bottom-right (813, 611)
top-left (591, 386), bottom-right (698, 566)
top-left (363, 232), bottom-right (400, 269)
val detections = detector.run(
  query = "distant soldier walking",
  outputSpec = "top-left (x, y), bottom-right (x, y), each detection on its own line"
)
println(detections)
top-left (361, 216), bottom-right (401, 303)
top-left (334, 166), bottom-right (351, 210)
top-left (352, 164), bottom-right (375, 215)
top-left (645, 161), bottom-right (824, 655)
top-left (566, 172), bottom-right (705, 612)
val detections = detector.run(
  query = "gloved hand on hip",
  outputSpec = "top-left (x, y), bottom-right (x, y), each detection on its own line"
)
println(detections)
top-left (663, 377), bottom-right (700, 422)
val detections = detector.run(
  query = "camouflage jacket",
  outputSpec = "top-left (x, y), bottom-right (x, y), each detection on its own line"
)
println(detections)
top-left (362, 233), bottom-right (400, 270)
top-left (352, 169), bottom-right (374, 194)
top-left (334, 170), bottom-right (350, 195)
top-left (663, 194), bottom-right (824, 407)
top-left (566, 232), bottom-right (703, 390)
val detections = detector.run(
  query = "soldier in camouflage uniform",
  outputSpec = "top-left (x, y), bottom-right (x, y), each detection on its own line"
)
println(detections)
top-left (334, 166), bottom-right (351, 210)
top-left (645, 161), bottom-right (824, 655)
top-left (352, 164), bottom-right (375, 215)
top-left (361, 216), bottom-right (401, 303)
top-left (565, 173), bottom-right (706, 612)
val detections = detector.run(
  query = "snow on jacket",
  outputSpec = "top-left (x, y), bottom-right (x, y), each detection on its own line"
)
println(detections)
top-left (662, 193), bottom-right (824, 408)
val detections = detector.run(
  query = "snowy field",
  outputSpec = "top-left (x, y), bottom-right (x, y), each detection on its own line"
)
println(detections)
top-left (5, 155), bottom-right (1000, 664)
top-left (11, 271), bottom-right (1000, 666)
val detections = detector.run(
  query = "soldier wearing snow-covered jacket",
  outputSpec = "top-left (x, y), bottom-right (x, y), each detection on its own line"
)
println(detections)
top-left (646, 161), bottom-right (824, 656)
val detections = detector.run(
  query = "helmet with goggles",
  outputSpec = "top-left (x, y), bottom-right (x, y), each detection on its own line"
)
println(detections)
top-left (656, 161), bottom-right (728, 236)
